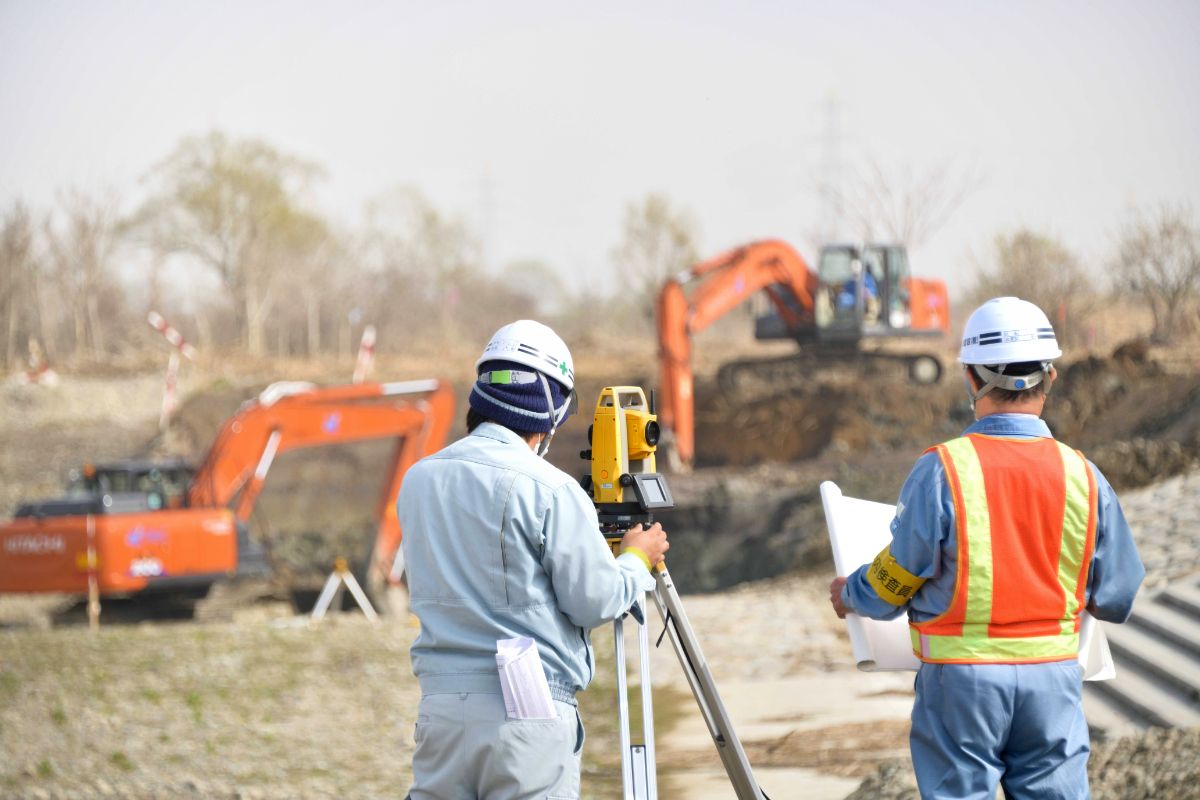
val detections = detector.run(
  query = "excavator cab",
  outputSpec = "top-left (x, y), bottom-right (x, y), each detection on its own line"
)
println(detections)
top-left (812, 244), bottom-right (915, 340)
top-left (16, 460), bottom-right (196, 518)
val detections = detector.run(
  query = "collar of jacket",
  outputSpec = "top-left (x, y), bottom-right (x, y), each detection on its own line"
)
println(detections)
top-left (470, 420), bottom-right (532, 448)
top-left (964, 412), bottom-right (1052, 439)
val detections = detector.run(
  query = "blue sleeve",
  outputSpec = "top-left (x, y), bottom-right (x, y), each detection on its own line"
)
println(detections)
top-left (841, 451), bottom-right (951, 620)
top-left (1085, 463), bottom-right (1145, 623)
top-left (539, 481), bottom-right (655, 630)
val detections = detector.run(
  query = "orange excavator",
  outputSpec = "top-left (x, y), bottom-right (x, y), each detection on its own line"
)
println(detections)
top-left (657, 239), bottom-right (950, 467)
top-left (0, 379), bottom-right (454, 605)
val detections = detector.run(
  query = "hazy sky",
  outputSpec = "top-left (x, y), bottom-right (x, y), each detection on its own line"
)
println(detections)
top-left (2, 1), bottom-right (1198, 297)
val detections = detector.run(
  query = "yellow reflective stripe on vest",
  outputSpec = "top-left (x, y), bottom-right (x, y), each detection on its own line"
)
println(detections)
top-left (942, 436), bottom-right (993, 633)
top-left (912, 435), bottom-right (1095, 664)
top-left (1055, 442), bottom-right (1092, 635)
top-left (910, 626), bottom-right (1080, 662)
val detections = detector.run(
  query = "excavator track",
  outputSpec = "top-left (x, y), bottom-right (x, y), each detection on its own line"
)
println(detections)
top-left (716, 349), bottom-right (943, 396)
top-left (193, 578), bottom-right (281, 623)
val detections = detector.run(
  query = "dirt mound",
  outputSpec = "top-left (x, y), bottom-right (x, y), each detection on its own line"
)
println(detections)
top-left (690, 343), bottom-right (1200, 488)
top-left (694, 377), bottom-right (964, 468)
top-left (1047, 347), bottom-right (1200, 489)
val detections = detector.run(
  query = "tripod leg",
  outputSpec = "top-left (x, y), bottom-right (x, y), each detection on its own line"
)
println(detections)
top-left (613, 616), bottom-right (634, 798)
top-left (650, 569), bottom-right (765, 800)
top-left (636, 592), bottom-right (658, 800)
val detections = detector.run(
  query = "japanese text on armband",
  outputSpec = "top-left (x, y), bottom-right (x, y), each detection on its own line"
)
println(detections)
top-left (866, 544), bottom-right (926, 606)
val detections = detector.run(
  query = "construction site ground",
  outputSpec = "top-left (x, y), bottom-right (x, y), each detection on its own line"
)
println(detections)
top-left (2, 335), bottom-right (1199, 798)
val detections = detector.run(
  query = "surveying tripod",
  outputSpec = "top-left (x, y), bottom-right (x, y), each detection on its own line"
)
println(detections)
top-left (583, 387), bottom-right (768, 800)
top-left (609, 562), bottom-right (768, 799)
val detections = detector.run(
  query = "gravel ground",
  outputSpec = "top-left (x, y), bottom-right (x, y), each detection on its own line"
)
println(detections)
top-left (1118, 468), bottom-right (1200, 592)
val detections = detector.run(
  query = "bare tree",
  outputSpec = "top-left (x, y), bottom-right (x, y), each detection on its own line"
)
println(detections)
top-left (271, 211), bottom-right (340, 356)
top-left (611, 193), bottom-right (699, 311)
top-left (968, 230), bottom-right (1098, 346)
top-left (361, 186), bottom-right (480, 347)
top-left (1113, 206), bottom-right (1200, 342)
top-left (43, 190), bottom-right (125, 360)
top-left (839, 158), bottom-right (980, 248)
top-left (133, 132), bottom-right (325, 356)
top-left (0, 202), bottom-right (39, 370)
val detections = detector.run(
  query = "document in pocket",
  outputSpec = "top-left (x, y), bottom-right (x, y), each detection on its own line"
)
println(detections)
top-left (495, 636), bottom-right (558, 720)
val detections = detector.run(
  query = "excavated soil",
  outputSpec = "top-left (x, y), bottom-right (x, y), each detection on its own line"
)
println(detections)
top-left (691, 340), bottom-right (1200, 491)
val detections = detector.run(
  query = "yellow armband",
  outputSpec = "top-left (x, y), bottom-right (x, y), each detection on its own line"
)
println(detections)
top-left (866, 544), bottom-right (926, 606)
top-left (622, 546), bottom-right (653, 573)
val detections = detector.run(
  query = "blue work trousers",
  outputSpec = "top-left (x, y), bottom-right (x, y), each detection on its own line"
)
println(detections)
top-left (911, 661), bottom-right (1090, 799)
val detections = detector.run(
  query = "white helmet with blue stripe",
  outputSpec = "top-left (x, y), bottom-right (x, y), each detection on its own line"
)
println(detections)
top-left (960, 297), bottom-right (1061, 402)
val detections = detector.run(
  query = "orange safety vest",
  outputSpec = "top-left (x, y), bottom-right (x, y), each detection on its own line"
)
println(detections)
top-left (909, 433), bottom-right (1098, 664)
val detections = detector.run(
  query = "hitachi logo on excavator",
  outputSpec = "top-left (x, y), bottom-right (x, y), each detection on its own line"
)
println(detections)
top-left (4, 534), bottom-right (66, 555)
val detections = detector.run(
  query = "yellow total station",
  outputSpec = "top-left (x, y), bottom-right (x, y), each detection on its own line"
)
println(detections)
top-left (589, 386), bottom-right (661, 505)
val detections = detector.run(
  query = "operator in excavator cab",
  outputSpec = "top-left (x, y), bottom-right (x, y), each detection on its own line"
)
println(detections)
top-left (828, 297), bottom-right (1143, 799)
top-left (397, 320), bottom-right (669, 800)
top-left (837, 258), bottom-right (881, 324)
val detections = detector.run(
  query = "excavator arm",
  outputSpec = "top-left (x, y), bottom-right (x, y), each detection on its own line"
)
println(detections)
top-left (0, 379), bottom-right (455, 598)
top-left (657, 239), bottom-right (819, 468)
top-left (187, 379), bottom-right (455, 582)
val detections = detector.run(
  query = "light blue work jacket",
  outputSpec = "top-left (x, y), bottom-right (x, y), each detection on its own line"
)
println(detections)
top-left (398, 422), bottom-right (655, 703)
top-left (843, 413), bottom-right (1144, 623)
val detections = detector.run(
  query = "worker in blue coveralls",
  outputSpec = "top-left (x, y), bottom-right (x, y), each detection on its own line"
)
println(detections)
top-left (829, 297), bottom-right (1143, 800)
top-left (398, 320), bottom-right (669, 800)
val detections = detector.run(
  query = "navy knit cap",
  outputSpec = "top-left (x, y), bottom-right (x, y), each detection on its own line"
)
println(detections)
top-left (470, 359), bottom-right (572, 434)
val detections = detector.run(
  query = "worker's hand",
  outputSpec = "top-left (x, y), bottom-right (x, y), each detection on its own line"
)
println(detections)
top-left (622, 522), bottom-right (669, 568)
top-left (829, 576), bottom-right (849, 619)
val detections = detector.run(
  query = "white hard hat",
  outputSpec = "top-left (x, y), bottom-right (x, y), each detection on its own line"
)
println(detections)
top-left (959, 297), bottom-right (1062, 366)
top-left (476, 319), bottom-right (575, 391)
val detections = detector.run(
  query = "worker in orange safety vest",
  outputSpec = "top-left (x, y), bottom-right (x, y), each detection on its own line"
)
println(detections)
top-left (830, 297), bottom-right (1144, 799)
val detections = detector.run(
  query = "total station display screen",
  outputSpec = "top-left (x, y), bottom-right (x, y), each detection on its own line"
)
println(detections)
top-left (632, 473), bottom-right (674, 511)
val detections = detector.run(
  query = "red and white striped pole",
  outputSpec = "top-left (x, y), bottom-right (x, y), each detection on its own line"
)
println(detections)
top-left (148, 311), bottom-right (197, 361)
top-left (160, 352), bottom-right (180, 431)
top-left (353, 324), bottom-right (376, 384)
top-left (19, 339), bottom-right (59, 386)
top-left (148, 311), bottom-right (195, 430)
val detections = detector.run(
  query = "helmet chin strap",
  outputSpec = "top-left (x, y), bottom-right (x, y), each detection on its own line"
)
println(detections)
top-left (537, 373), bottom-right (559, 459)
top-left (964, 362), bottom-right (1054, 412)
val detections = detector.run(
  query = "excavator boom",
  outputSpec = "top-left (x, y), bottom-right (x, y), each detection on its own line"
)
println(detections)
top-left (658, 240), bottom-right (819, 468)
top-left (0, 379), bottom-right (455, 598)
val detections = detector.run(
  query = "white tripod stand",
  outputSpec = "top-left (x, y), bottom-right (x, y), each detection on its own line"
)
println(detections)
top-left (611, 565), bottom-right (768, 800)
